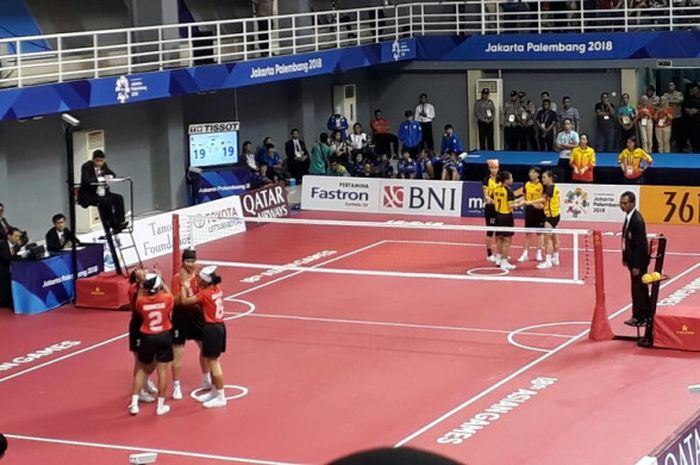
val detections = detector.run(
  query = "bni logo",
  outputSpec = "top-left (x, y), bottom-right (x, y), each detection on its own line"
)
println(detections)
top-left (383, 185), bottom-right (404, 208)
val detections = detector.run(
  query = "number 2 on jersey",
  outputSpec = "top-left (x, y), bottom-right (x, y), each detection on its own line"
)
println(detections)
top-left (147, 311), bottom-right (163, 332)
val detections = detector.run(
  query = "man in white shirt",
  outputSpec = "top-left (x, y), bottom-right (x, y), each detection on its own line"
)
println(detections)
top-left (555, 118), bottom-right (579, 182)
top-left (415, 93), bottom-right (436, 152)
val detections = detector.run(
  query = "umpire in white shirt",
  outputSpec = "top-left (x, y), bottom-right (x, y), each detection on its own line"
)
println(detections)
top-left (415, 93), bottom-right (436, 152)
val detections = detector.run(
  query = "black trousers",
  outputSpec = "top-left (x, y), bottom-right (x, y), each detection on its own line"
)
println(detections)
top-left (538, 132), bottom-right (554, 151)
top-left (420, 122), bottom-right (434, 151)
top-left (630, 267), bottom-right (651, 320)
top-left (521, 126), bottom-right (537, 151)
top-left (95, 193), bottom-right (126, 229)
top-left (373, 133), bottom-right (399, 157)
top-left (257, 20), bottom-right (269, 52)
top-left (0, 272), bottom-right (12, 309)
top-left (504, 126), bottom-right (519, 151)
top-left (478, 121), bottom-right (495, 150)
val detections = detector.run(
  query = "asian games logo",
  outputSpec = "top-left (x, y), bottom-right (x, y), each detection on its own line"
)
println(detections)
top-left (392, 39), bottom-right (401, 61)
top-left (115, 75), bottom-right (148, 104)
top-left (564, 187), bottom-right (590, 218)
top-left (383, 185), bottom-right (404, 208)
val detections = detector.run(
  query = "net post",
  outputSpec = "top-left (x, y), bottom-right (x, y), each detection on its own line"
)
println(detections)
top-left (590, 230), bottom-right (614, 341)
top-left (172, 213), bottom-right (180, 274)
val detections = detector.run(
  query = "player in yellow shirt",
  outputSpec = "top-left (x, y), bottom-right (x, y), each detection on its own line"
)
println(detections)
top-left (569, 134), bottom-right (596, 183)
top-left (482, 159), bottom-right (500, 263)
top-left (514, 166), bottom-right (545, 263)
top-left (618, 136), bottom-right (652, 183)
top-left (491, 171), bottom-right (519, 271)
top-left (527, 170), bottom-right (561, 270)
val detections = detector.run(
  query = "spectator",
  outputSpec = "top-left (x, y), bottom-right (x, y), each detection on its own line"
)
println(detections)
top-left (654, 96), bottom-right (674, 154)
top-left (596, 0), bottom-right (623, 30)
top-left (645, 84), bottom-right (660, 108)
top-left (663, 81), bottom-right (684, 150)
top-left (241, 141), bottom-right (258, 172)
top-left (249, 162), bottom-right (273, 189)
top-left (252, 0), bottom-right (273, 54)
top-left (555, 118), bottom-right (580, 181)
top-left (416, 149), bottom-right (435, 180)
top-left (595, 92), bottom-right (616, 152)
top-left (78, 150), bottom-right (127, 234)
top-left (327, 158), bottom-right (349, 177)
top-left (415, 93), bottom-right (436, 151)
top-left (397, 150), bottom-right (418, 179)
top-left (474, 88), bottom-right (496, 150)
top-left (557, 96), bottom-right (580, 131)
top-left (683, 84), bottom-right (700, 153)
top-left (570, 134), bottom-right (596, 182)
top-left (617, 93), bottom-right (637, 149)
top-left (372, 153), bottom-right (394, 178)
top-left (618, 136), bottom-right (652, 183)
top-left (518, 91), bottom-right (537, 150)
top-left (350, 152), bottom-right (366, 176)
top-left (441, 151), bottom-right (463, 181)
top-left (355, 162), bottom-right (374, 178)
top-left (440, 124), bottom-right (465, 156)
top-left (256, 136), bottom-right (273, 161)
top-left (327, 108), bottom-right (349, 139)
top-left (309, 133), bottom-right (332, 175)
top-left (329, 130), bottom-right (350, 166)
top-left (541, 91), bottom-right (557, 112)
top-left (398, 110), bottom-right (423, 158)
top-left (45, 213), bottom-right (79, 253)
top-left (284, 129), bottom-right (309, 184)
top-left (348, 123), bottom-right (371, 159)
top-left (636, 95), bottom-right (656, 154)
top-left (258, 143), bottom-right (285, 182)
top-left (0, 203), bottom-right (13, 238)
top-left (503, 91), bottom-right (521, 151)
top-left (1, 227), bottom-right (23, 309)
top-left (370, 109), bottom-right (399, 158)
top-left (535, 99), bottom-right (558, 151)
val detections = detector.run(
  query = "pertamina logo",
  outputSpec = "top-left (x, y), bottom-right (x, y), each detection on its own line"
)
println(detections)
top-left (383, 185), bottom-right (404, 208)
top-left (676, 324), bottom-right (695, 336)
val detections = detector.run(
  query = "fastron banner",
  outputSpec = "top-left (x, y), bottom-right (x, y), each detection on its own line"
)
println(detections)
top-left (301, 176), bottom-right (381, 213)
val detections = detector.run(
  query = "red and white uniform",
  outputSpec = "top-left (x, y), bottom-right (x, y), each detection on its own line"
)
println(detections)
top-left (196, 286), bottom-right (224, 324)
top-left (136, 293), bottom-right (174, 335)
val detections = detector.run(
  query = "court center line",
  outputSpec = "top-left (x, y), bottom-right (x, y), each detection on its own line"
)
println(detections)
top-left (393, 261), bottom-right (700, 447)
top-left (4, 434), bottom-right (308, 465)
top-left (222, 312), bottom-right (575, 339)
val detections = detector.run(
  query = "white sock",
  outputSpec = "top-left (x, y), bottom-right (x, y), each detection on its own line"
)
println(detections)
top-left (157, 397), bottom-right (166, 409)
top-left (131, 394), bottom-right (139, 406)
top-left (216, 388), bottom-right (225, 400)
top-left (553, 252), bottom-right (559, 260)
top-left (202, 373), bottom-right (212, 387)
top-left (546, 255), bottom-right (552, 263)
top-left (173, 380), bottom-right (181, 388)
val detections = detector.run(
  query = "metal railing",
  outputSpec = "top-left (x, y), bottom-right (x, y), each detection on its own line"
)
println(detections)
top-left (0, 1), bottom-right (697, 89)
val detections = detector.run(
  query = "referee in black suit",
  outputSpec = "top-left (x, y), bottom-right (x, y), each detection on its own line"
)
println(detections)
top-left (78, 150), bottom-right (127, 233)
top-left (619, 191), bottom-right (651, 327)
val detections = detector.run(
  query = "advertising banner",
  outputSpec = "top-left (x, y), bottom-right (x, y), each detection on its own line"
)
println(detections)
top-left (378, 179), bottom-right (463, 218)
top-left (189, 167), bottom-right (251, 204)
top-left (558, 183), bottom-right (639, 223)
top-left (301, 176), bottom-right (381, 213)
top-left (460, 181), bottom-right (525, 219)
top-left (240, 183), bottom-right (290, 219)
top-left (640, 185), bottom-right (700, 225)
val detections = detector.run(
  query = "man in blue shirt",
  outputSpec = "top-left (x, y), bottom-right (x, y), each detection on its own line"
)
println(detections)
top-left (397, 150), bottom-right (418, 179)
top-left (440, 124), bottom-right (464, 156)
top-left (399, 110), bottom-right (422, 158)
top-left (327, 108), bottom-right (350, 139)
top-left (258, 143), bottom-right (285, 182)
top-left (617, 93), bottom-right (637, 150)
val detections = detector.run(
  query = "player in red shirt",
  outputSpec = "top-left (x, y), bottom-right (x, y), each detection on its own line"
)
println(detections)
top-left (129, 272), bottom-right (174, 416)
top-left (170, 249), bottom-right (211, 400)
top-left (127, 269), bottom-right (158, 401)
top-left (180, 265), bottom-right (227, 409)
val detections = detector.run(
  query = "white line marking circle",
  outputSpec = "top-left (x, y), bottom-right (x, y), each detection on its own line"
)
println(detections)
top-left (466, 267), bottom-right (509, 277)
top-left (507, 321), bottom-right (589, 353)
top-left (191, 384), bottom-right (249, 402)
top-left (224, 298), bottom-right (256, 320)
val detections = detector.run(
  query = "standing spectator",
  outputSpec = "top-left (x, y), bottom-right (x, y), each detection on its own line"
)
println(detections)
top-left (645, 84), bottom-right (660, 108)
top-left (541, 91), bottom-right (557, 112)
top-left (284, 129), bottom-right (309, 184)
top-left (503, 91), bottom-right (521, 151)
top-left (252, 0), bottom-right (273, 54)
top-left (557, 96), bottom-right (580, 131)
top-left (570, 134), bottom-right (596, 182)
top-left (370, 109), bottom-right (399, 157)
top-left (397, 150), bottom-right (417, 179)
top-left (617, 93), bottom-right (637, 149)
top-left (618, 136), bottom-right (652, 183)
top-left (440, 124), bottom-right (465, 156)
top-left (0, 203), bottom-right (13, 239)
top-left (663, 81), bottom-right (684, 150)
top-left (474, 88), bottom-right (496, 150)
top-left (398, 110), bottom-right (422, 158)
top-left (654, 96), bottom-right (674, 154)
top-left (348, 123), bottom-right (371, 159)
top-left (535, 99), bottom-right (558, 151)
top-left (683, 84), bottom-right (700, 153)
top-left (595, 92), bottom-right (616, 152)
top-left (415, 93), bottom-right (436, 151)
top-left (309, 133), bottom-right (332, 175)
top-left (327, 108), bottom-right (349, 139)
top-left (636, 95), bottom-right (656, 154)
top-left (555, 118), bottom-right (580, 181)
top-left (619, 191), bottom-right (650, 327)
top-left (329, 130), bottom-right (350, 167)
top-left (0, 227), bottom-right (22, 309)
top-left (518, 91), bottom-right (537, 151)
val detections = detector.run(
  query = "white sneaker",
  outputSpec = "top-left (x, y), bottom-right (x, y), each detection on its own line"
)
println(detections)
top-left (517, 253), bottom-right (528, 263)
top-left (536, 251), bottom-right (543, 261)
top-left (128, 403), bottom-right (139, 416)
top-left (537, 261), bottom-right (552, 269)
top-left (172, 384), bottom-right (183, 400)
top-left (138, 391), bottom-right (155, 403)
top-left (195, 391), bottom-right (217, 403)
top-left (156, 404), bottom-right (171, 416)
top-left (203, 397), bottom-right (227, 409)
top-left (552, 256), bottom-right (560, 266)
top-left (145, 379), bottom-right (158, 394)
top-left (487, 255), bottom-right (498, 263)
top-left (500, 261), bottom-right (516, 271)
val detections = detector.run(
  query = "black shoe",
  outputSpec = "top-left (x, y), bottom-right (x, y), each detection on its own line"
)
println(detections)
top-left (636, 318), bottom-right (649, 327)
top-left (624, 317), bottom-right (640, 327)
top-left (112, 221), bottom-right (129, 234)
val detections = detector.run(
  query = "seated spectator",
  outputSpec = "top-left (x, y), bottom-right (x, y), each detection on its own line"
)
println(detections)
top-left (327, 158), bottom-right (350, 177)
top-left (1, 227), bottom-right (23, 309)
top-left (636, 95), bottom-right (656, 154)
top-left (284, 129), bottom-right (309, 184)
top-left (535, 99), bottom-right (558, 151)
top-left (654, 96), bottom-right (674, 154)
top-left (348, 123), bottom-right (371, 159)
top-left (327, 108), bottom-right (349, 139)
top-left (570, 134), bottom-right (596, 183)
top-left (329, 130), bottom-right (350, 167)
top-left (256, 136), bottom-right (274, 162)
top-left (355, 162), bottom-right (374, 178)
top-left (309, 133), bottom-right (332, 175)
top-left (0, 203), bottom-right (13, 238)
top-left (616, 93), bottom-right (637, 148)
top-left (440, 124), bottom-right (465, 156)
top-left (441, 151), bottom-right (463, 181)
top-left (45, 213), bottom-right (80, 253)
top-left (351, 152), bottom-right (367, 176)
top-left (416, 149), bottom-right (435, 180)
top-left (370, 109), bottom-right (399, 158)
top-left (397, 150), bottom-right (417, 179)
top-left (241, 141), bottom-right (258, 172)
top-left (249, 162), bottom-right (274, 189)
top-left (372, 153), bottom-right (394, 178)
top-left (258, 143), bottom-right (286, 182)
top-left (555, 118), bottom-right (579, 181)
top-left (618, 136), bottom-right (652, 183)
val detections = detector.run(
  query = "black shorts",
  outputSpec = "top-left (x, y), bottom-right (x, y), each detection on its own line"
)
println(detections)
top-left (484, 205), bottom-right (497, 237)
top-left (202, 323), bottom-right (227, 359)
top-left (495, 213), bottom-right (515, 237)
top-left (525, 206), bottom-right (546, 229)
top-left (128, 313), bottom-right (142, 352)
top-left (172, 306), bottom-right (204, 345)
top-left (137, 332), bottom-right (174, 365)
top-left (545, 215), bottom-right (561, 228)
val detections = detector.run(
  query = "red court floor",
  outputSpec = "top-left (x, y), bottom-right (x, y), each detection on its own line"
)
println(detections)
top-left (1, 211), bottom-right (700, 465)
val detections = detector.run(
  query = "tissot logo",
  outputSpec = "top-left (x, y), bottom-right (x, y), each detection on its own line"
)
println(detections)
top-left (383, 185), bottom-right (404, 208)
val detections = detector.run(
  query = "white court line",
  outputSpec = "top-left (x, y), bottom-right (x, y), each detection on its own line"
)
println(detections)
top-left (222, 312), bottom-right (575, 340)
top-left (386, 239), bottom-right (700, 258)
top-left (393, 261), bottom-right (700, 447)
top-left (4, 434), bottom-right (308, 465)
top-left (507, 321), bottom-right (589, 353)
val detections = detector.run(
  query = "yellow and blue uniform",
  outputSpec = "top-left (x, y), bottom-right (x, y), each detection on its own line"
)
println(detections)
top-left (544, 183), bottom-right (561, 227)
top-left (482, 175), bottom-right (499, 236)
top-left (493, 184), bottom-right (515, 237)
top-left (523, 181), bottom-right (545, 228)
